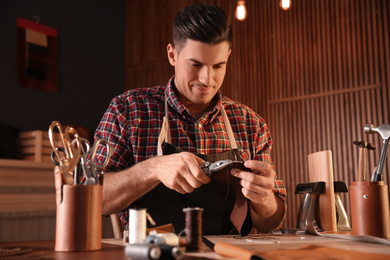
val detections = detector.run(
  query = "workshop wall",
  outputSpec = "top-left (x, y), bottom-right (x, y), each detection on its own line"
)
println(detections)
top-left (0, 0), bottom-right (125, 241)
top-left (0, 0), bottom-right (125, 138)
top-left (126, 0), bottom-right (390, 229)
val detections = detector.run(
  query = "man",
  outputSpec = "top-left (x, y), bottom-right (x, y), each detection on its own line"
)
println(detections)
top-left (94, 4), bottom-right (286, 235)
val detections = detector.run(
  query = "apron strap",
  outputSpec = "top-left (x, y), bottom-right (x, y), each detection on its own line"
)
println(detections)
top-left (158, 99), bottom-right (237, 155)
top-left (157, 99), bottom-right (171, 156)
top-left (219, 103), bottom-right (238, 150)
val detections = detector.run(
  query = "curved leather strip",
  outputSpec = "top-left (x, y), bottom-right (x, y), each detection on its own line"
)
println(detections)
top-left (54, 166), bottom-right (63, 205)
top-left (157, 99), bottom-right (172, 156)
top-left (219, 103), bottom-right (237, 149)
top-left (157, 115), bottom-right (169, 156)
top-left (158, 100), bottom-right (237, 155)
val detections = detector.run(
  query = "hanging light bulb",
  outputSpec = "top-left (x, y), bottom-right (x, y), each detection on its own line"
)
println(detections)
top-left (235, 1), bottom-right (247, 21)
top-left (279, 0), bottom-right (292, 11)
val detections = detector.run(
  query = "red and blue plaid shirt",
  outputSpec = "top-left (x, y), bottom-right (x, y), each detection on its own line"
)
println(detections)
top-left (94, 76), bottom-right (286, 227)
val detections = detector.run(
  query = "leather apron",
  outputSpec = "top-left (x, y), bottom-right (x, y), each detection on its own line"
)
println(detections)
top-left (135, 99), bottom-right (252, 235)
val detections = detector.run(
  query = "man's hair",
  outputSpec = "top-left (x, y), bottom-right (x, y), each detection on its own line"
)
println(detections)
top-left (173, 4), bottom-right (233, 52)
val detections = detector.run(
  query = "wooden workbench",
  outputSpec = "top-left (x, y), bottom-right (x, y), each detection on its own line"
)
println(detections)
top-left (1, 234), bottom-right (390, 259)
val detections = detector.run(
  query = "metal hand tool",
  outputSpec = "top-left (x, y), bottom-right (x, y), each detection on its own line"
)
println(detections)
top-left (200, 159), bottom-right (252, 178)
top-left (333, 181), bottom-right (351, 231)
top-left (364, 124), bottom-right (390, 181)
top-left (352, 140), bottom-right (376, 181)
top-left (48, 121), bottom-right (82, 185)
top-left (51, 147), bottom-right (66, 166)
top-left (295, 182), bottom-right (325, 231)
top-left (200, 159), bottom-right (233, 177)
top-left (77, 137), bottom-right (97, 185)
top-left (85, 138), bottom-right (112, 183)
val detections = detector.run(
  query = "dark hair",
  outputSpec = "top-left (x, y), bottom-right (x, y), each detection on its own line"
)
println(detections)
top-left (173, 4), bottom-right (232, 52)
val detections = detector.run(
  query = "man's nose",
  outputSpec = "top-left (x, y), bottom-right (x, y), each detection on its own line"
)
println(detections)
top-left (199, 67), bottom-right (213, 86)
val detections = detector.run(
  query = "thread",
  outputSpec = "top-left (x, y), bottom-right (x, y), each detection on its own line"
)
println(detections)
top-left (129, 208), bottom-right (147, 244)
top-left (145, 232), bottom-right (180, 247)
top-left (159, 244), bottom-right (183, 260)
top-left (183, 207), bottom-right (203, 252)
top-left (125, 243), bottom-right (161, 260)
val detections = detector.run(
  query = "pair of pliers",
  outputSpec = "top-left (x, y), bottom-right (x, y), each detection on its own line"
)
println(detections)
top-left (200, 159), bottom-right (233, 177)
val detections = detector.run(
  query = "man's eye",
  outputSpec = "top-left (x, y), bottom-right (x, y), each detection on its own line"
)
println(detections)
top-left (191, 63), bottom-right (201, 67)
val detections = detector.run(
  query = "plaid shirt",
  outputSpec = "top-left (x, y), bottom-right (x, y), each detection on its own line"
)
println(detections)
top-left (94, 76), bottom-right (286, 228)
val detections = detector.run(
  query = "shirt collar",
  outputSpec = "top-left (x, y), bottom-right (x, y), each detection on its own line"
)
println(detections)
top-left (164, 76), bottom-right (223, 121)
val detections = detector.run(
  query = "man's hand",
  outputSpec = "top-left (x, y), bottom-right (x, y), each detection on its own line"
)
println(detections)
top-left (230, 160), bottom-right (275, 205)
top-left (230, 160), bottom-right (285, 232)
top-left (155, 152), bottom-right (211, 194)
top-left (102, 152), bottom-right (210, 215)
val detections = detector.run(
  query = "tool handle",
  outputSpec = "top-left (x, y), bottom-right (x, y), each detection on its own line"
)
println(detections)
top-left (358, 148), bottom-right (367, 181)
top-left (376, 138), bottom-right (389, 178)
top-left (371, 172), bottom-right (383, 181)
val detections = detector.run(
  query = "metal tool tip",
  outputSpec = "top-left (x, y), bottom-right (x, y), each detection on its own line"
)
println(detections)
top-left (364, 124), bottom-right (374, 133)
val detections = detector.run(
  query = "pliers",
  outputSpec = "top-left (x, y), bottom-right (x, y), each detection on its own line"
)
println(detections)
top-left (200, 159), bottom-right (233, 177)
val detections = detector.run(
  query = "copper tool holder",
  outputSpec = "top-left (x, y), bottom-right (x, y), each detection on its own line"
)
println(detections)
top-left (54, 183), bottom-right (102, 251)
top-left (350, 181), bottom-right (390, 239)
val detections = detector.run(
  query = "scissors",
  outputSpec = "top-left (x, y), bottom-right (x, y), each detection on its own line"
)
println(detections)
top-left (79, 138), bottom-right (112, 185)
top-left (48, 121), bottom-right (82, 185)
top-left (73, 137), bottom-right (90, 185)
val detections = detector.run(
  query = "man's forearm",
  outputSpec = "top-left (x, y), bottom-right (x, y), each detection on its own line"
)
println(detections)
top-left (101, 159), bottom-right (160, 215)
top-left (250, 194), bottom-right (286, 233)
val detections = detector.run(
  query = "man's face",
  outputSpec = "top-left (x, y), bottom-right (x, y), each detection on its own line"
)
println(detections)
top-left (167, 39), bottom-right (231, 113)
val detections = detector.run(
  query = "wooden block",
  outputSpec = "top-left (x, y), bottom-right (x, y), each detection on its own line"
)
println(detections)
top-left (308, 150), bottom-right (337, 231)
top-left (19, 130), bottom-right (59, 162)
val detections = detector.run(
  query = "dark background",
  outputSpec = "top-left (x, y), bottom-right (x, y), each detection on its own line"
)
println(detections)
top-left (0, 0), bottom-right (125, 136)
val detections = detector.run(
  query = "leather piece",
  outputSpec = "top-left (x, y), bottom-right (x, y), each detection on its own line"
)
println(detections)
top-left (162, 142), bottom-right (252, 236)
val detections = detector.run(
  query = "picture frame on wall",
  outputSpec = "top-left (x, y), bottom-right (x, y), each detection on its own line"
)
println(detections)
top-left (17, 17), bottom-right (58, 93)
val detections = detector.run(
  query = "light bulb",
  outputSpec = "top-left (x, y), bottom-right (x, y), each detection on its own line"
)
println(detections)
top-left (235, 1), bottom-right (247, 21)
top-left (279, 0), bottom-right (291, 11)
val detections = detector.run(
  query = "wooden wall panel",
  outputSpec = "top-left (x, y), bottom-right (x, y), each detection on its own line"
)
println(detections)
top-left (268, 0), bottom-right (390, 229)
top-left (126, 0), bottom-right (390, 230)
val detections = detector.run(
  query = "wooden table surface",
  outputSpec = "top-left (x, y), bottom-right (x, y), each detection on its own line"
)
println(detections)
top-left (1, 233), bottom-right (390, 259)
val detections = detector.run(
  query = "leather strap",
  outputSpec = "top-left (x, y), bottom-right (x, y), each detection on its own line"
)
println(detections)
top-left (54, 166), bottom-right (63, 205)
top-left (157, 100), bottom-right (171, 156)
top-left (158, 100), bottom-right (237, 155)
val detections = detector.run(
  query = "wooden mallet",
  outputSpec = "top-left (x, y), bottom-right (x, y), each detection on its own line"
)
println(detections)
top-left (352, 141), bottom-right (376, 181)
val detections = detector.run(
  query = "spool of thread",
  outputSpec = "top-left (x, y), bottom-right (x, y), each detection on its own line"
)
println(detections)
top-left (129, 208), bottom-right (147, 244)
top-left (145, 232), bottom-right (180, 247)
top-left (159, 244), bottom-right (183, 260)
top-left (183, 207), bottom-right (203, 252)
top-left (125, 243), bottom-right (161, 260)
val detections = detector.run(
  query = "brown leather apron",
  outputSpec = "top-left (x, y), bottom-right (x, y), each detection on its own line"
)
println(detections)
top-left (136, 100), bottom-right (252, 235)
